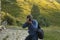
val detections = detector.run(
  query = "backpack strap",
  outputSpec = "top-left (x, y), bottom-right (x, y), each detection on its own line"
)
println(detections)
top-left (38, 23), bottom-right (41, 29)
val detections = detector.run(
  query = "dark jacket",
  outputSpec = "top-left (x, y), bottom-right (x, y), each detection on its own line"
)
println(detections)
top-left (23, 19), bottom-right (38, 35)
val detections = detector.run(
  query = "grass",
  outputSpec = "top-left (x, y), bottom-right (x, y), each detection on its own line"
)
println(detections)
top-left (43, 26), bottom-right (60, 40)
top-left (2, 0), bottom-right (60, 26)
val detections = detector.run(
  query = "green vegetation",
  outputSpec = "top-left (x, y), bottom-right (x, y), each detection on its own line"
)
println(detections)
top-left (44, 26), bottom-right (60, 40)
top-left (1, 0), bottom-right (60, 27)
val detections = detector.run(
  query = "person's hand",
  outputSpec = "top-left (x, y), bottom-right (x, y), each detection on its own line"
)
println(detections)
top-left (26, 18), bottom-right (32, 24)
top-left (28, 21), bottom-right (32, 24)
top-left (26, 21), bottom-right (32, 24)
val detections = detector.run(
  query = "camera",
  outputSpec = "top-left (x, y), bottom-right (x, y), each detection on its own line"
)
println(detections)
top-left (29, 18), bottom-right (32, 21)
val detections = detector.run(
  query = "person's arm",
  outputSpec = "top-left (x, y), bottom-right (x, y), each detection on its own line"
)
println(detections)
top-left (30, 20), bottom-right (38, 30)
top-left (22, 22), bottom-right (29, 28)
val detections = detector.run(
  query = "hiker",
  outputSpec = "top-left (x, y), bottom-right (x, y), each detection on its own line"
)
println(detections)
top-left (22, 15), bottom-right (44, 40)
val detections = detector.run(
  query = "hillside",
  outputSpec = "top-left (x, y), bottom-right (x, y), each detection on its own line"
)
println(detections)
top-left (1, 0), bottom-right (60, 26)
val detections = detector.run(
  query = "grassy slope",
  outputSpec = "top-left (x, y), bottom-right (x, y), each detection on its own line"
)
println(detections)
top-left (43, 26), bottom-right (60, 40)
top-left (1, 0), bottom-right (60, 26)
top-left (16, 0), bottom-right (60, 26)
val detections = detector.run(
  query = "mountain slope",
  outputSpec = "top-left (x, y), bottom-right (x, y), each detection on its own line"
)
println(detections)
top-left (1, 0), bottom-right (60, 26)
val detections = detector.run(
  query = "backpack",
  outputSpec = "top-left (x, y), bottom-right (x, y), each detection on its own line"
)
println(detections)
top-left (37, 23), bottom-right (44, 39)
